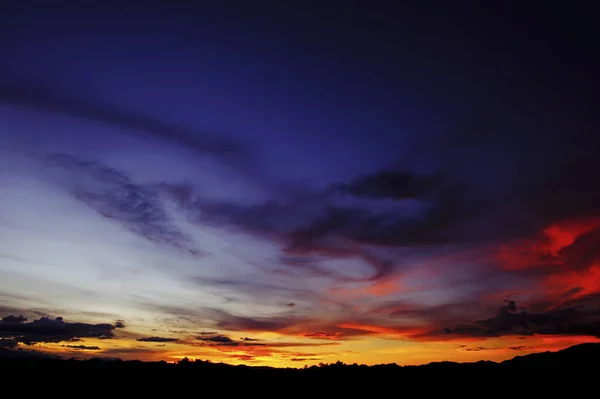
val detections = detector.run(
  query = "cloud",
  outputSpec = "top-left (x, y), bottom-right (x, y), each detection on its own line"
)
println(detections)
top-left (0, 315), bottom-right (124, 345)
top-left (180, 158), bottom-right (600, 345)
top-left (332, 169), bottom-right (441, 200)
top-left (458, 345), bottom-right (534, 352)
top-left (302, 331), bottom-right (344, 340)
top-left (196, 168), bottom-right (463, 246)
top-left (444, 299), bottom-right (600, 338)
top-left (186, 116), bottom-right (600, 285)
top-left (196, 335), bottom-right (235, 344)
top-left (190, 277), bottom-right (338, 312)
top-left (185, 168), bottom-right (475, 283)
top-left (137, 337), bottom-right (179, 343)
top-left (193, 332), bottom-right (339, 350)
top-left (493, 219), bottom-right (600, 308)
top-left (1, 315), bottom-right (26, 323)
top-left (247, 342), bottom-right (337, 348)
top-left (495, 220), bottom-right (600, 272)
top-left (193, 336), bottom-right (339, 363)
top-left (215, 313), bottom-right (303, 333)
top-left (0, 81), bottom-right (246, 158)
top-left (44, 154), bottom-right (201, 255)
top-left (558, 226), bottom-right (600, 271)
top-left (508, 346), bottom-right (534, 351)
top-left (64, 344), bottom-right (100, 350)
top-left (297, 321), bottom-right (419, 341)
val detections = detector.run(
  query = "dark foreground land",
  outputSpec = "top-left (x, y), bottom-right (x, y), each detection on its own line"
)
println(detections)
top-left (2, 343), bottom-right (599, 391)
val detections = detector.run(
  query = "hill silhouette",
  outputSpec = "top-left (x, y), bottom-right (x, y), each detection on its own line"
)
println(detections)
top-left (2, 343), bottom-right (599, 385)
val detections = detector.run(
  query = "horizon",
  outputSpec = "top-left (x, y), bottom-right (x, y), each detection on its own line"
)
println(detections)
top-left (1, 2), bottom-right (599, 368)
top-left (5, 341), bottom-right (597, 369)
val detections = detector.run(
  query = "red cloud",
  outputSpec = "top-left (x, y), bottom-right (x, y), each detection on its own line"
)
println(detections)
top-left (492, 217), bottom-right (600, 307)
top-left (302, 331), bottom-right (344, 340)
top-left (495, 218), bottom-right (600, 271)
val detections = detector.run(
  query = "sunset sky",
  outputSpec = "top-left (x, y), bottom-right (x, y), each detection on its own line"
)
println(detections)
top-left (1, 2), bottom-right (598, 367)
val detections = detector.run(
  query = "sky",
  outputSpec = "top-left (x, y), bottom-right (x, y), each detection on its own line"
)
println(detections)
top-left (0, 1), bottom-right (599, 367)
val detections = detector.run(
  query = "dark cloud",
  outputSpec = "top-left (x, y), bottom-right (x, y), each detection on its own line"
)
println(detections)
top-left (286, 170), bottom-right (500, 253)
top-left (185, 144), bottom-right (600, 290)
top-left (181, 101), bottom-right (600, 281)
top-left (64, 345), bottom-right (100, 350)
top-left (1, 315), bottom-right (26, 323)
top-left (505, 300), bottom-right (518, 313)
top-left (45, 154), bottom-right (201, 255)
top-left (241, 337), bottom-right (259, 341)
top-left (332, 169), bottom-right (441, 200)
top-left (463, 346), bottom-right (487, 352)
top-left (215, 314), bottom-right (301, 333)
top-left (197, 335), bottom-right (234, 344)
top-left (460, 345), bottom-right (534, 352)
top-left (195, 168), bottom-right (468, 246)
top-left (137, 337), bottom-right (179, 343)
top-left (187, 169), bottom-right (478, 282)
top-left (0, 81), bottom-right (246, 158)
top-left (0, 315), bottom-right (123, 345)
top-left (195, 199), bottom-right (305, 237)
top-left (444, 300), bottom-right (600, 338)
top-left (508, 346), bottom-right (534, 351)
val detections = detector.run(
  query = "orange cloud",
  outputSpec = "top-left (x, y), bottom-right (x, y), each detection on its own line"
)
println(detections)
top-left (302, 331), bottom-right (344, 340)
top-left (336, 322), bottom-right (438, 340)
top-left (364, 275), bottom-right (406, 296)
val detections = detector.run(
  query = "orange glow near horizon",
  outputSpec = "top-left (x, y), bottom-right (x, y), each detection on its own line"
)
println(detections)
top-left (21, 332), bottom-right (600, 368)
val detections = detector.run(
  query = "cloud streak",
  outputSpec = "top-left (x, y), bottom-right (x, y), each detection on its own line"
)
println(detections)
top-left (137, 337), bottom-right (179, 343)
top-left (0, 82), bottom-right (246, 158)
top-left (44, 153), bottom-right (201, 255)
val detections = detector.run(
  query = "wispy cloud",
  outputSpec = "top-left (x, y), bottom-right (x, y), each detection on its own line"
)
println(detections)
top-left (44, 153), bottom-right (201, 255)
top-left (0, 81), bottom-right (246, 159)
top-left (137, 337), bottom-right (179, 343)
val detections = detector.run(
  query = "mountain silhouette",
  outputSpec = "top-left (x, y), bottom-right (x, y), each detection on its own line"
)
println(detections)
top-left (2, 343), bottom-right (598, 380)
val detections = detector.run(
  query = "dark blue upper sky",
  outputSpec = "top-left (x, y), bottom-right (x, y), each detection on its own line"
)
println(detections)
top-left (4, 1), bottom-right (594, 189)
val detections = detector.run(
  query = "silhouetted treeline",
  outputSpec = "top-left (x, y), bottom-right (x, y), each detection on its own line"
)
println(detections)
top-left (2, 343), bottom-right (598, 389)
